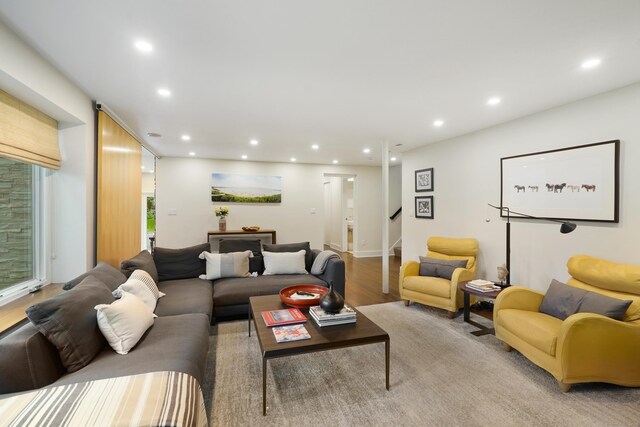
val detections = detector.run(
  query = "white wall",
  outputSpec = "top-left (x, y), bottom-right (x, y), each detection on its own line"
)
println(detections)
top-left (0, 22), bottom-right (95, 282)
top-left (156, 157), bottom-right (384, 256)
top-left (402, 83), bottom-right (640, 292)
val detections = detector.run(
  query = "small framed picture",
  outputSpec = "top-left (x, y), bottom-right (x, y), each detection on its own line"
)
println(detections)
top-left (415, 168), bottom-right (434, 192)
top-left (415, 196), bottom-right (434, 219)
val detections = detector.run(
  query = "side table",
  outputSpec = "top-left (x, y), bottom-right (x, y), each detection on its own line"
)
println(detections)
top-left (458, 281), bottom-right (504, 336)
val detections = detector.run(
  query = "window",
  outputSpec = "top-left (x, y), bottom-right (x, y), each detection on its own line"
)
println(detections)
top-left (0, 157), bottom-right (43, 299)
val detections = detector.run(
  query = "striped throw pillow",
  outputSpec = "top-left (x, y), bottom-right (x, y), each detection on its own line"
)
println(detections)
top-left (129, 269), bottom-right (165, 299)
top-left (199, 250), bottom-right (252, 280)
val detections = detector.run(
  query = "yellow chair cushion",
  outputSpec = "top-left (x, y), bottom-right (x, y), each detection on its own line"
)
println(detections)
top-left (499, 309), bottom-right (562, 356)
top-left (568, 255), bottom-right (640, 295)
top-left (403, 276), bottom-right (452, 299)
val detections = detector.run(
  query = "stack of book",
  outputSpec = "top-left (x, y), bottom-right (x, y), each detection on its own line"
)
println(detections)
top-left (465, 279), bottom-right (501, 293)
top-left (309, 304), bottom-right (356, 327)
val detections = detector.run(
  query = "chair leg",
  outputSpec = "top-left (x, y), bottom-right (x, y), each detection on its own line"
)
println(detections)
top-left (502, 342), bottom-right (512, 352)
top-left (403, 299), bottom-right (410, 306)
top-left (447, 311), bottom-right (456, 319)
top-left (558, 381), bottom-right (571, 393)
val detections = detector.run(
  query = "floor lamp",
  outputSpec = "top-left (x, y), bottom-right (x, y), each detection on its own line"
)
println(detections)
top-left (488, 204), bottom-right (577, 284)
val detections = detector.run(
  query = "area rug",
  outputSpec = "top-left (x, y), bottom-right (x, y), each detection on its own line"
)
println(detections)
top-left (202, 302), bottom-right (640, 426)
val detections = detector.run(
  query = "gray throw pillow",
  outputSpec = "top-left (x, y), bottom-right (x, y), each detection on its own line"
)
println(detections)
top-left (577, 291), bottom-right (632, 321)
top-left (219, 239), bottom-right (264, 274)
top-left (418, 257), bottom-right (468, 280)
top-left (63, 262), bottom-right (127, 291)
top-left (153, 243), bottom-right (209, 281)
top-left (539, 279), bottom-right (586, 320)
top-left (26, 276), bottom-right (115, 373)
top-left (263, 242), bottom-right (312, 272)
top-left (120, 250), bottom-right (159, 284)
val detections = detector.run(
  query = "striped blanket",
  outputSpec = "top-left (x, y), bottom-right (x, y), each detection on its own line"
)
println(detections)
top-left (0, 371), bottom-right (207, 427)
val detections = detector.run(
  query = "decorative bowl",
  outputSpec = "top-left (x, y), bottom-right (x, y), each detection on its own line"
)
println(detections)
top-left (279, 285), bottom-right (328, 308)
top-left (242, 226), bottom-right (261, 232)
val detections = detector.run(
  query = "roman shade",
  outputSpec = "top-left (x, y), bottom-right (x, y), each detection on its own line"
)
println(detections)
top-left (0, 89), bottom-right (60, 169)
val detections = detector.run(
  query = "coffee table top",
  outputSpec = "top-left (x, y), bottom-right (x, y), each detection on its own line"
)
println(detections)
top-left (250, 294), bottom-right (389, 358)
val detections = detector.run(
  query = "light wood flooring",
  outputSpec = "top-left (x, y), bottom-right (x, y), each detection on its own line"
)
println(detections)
top-left (329, 249), bottom-right (402, 307)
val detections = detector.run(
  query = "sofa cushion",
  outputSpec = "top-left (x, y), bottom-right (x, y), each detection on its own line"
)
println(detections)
top-left (153, 243), bottom-right (209, 281)
top-left (213, 274), bottom-right (327, 307)
top-left (51, 313), bottom-right (211, 387)
top-left (121, 250), bottom-right (159, 284)
top-left (63, 262), bottom-right (126, 291)
top-left (263, 242), bottom-right (313, 272)
top-left (498, 309), bottom-right (562, 356)
top-left (419, 256), bottom-right (467, 280)
top-left (199, 250), bottom-right (251, 280)
top-left (155, 278), bottom-right (213, 319)
top-left (26, 276), bottom-right (115, 373)
top-left (95, 291), bottom-right (156, 355)
top-left (219, 239), bottom-right (264, 274)
top-left (402, 275), bottom-right (452, 299)
top-left (263, 250), bottom-right (307, 275)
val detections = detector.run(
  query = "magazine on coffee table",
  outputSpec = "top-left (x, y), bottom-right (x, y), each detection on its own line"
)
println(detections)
top-left (272, 324), bottom-right (312, 343)
top-left (261, 308), bottom-right (307, 327)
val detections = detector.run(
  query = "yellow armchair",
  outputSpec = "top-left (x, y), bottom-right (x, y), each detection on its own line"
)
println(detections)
top-left (495, 255), bottom-right (640, 392)
top-left (400, 237), bottom-right (478, 318)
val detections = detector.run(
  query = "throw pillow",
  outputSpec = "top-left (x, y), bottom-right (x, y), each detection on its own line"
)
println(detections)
top-left (129, 269), bottom-right (165, 300)
top-left (418, 257), bottom-right (468, 280)
top-left (219, 239), bottom-right (264, 274)
top-left (153, 243), bottom-right (209, 281)
top-left (26, 276), bottom-right (115, 373)
top-left (199, 250), bottom-right (252, 280)
top-left (263, 250), bottom-right (308, 275)
top-left (95, 291), bottom-right (155, 355)
top-left (63, 262), bottom-right (127, 291)
top-left (113, 275), bottom-right (164, 313)
top-left (120, 250), bottom-right (159, 284)
top-left (578, 291), bottom-right (632, 321)
top-left (263, 242), bottom-right (312, 272)
top-left (310, 250), bottom-right (340, 275)
top-left (539, 279), bottom-right (586, 320)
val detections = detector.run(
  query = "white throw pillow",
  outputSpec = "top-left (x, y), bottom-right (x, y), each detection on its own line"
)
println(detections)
top-left (199, 250), bottom-right (252, 280)
top-left (113, 278), bottom-right (158, 312)
top-left (130, 269), bottom-right (165, 299)
top-left (95, 292), bottom-right (155, 355)
top-left (262, 250), bottom-right (308, 275)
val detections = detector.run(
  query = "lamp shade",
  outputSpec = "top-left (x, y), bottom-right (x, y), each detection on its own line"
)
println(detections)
top-left (560, 222), bottom-right (577, 234)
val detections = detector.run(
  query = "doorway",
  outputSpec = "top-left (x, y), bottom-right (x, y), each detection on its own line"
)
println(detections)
top-left (323, 174), bottom-right (356, 253)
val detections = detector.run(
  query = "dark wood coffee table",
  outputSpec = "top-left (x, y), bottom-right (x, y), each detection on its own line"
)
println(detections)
top-left (249, 294), bottom-right (390, 415)
top-left (458, 281), bottom-right (504, 336)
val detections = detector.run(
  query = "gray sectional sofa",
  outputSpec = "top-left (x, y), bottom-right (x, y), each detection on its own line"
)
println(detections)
top-left (0, 240), bottom-right (345, 397)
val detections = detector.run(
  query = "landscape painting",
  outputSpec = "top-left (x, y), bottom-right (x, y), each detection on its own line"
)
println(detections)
top-left (211, 173), bottom-right (282, 203)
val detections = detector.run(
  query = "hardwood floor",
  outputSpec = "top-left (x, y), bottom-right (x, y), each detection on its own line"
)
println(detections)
top-left (329, 248), bottom-right (402, 307)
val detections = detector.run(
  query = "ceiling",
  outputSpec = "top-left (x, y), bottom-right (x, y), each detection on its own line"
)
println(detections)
top-left (1, 1), bottom-right (639, 166)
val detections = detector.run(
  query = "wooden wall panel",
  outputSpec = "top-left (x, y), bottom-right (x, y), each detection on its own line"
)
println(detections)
top-left (97, 111), bottom-right (142, 267)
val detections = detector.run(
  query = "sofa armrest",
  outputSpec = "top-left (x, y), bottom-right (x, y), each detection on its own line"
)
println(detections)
top-left (494, 286), bottom-right (544, 313)
top-left (316, 257), bottom-right (346, 297)
top-left (449, 268), bottom-right (476, 299)
top-left (557, 313), bottom-right (640, 384)
top-left (399, 261), bottom-right (420, 291)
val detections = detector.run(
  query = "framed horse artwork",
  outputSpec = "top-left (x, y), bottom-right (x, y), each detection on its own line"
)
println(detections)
top-left (500, 140), bottom-right (619, 223)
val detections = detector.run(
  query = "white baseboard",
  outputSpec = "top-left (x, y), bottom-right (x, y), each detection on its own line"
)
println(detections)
top-left (330, 242), bottom-right (343, 252)
top-left (352, 250), bottom-right (382, 258)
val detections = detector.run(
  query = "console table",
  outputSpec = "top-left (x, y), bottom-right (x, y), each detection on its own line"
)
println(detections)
top-left (207, 229), bottom-right (276, 252)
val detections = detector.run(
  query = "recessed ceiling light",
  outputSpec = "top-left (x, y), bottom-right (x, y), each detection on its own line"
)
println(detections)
top-left (188, 152), bottom-right (195, 156)
top-left (250, 139), bottom-right (259, 146)
top-left (347, 177), bottom-right (354, 182)
top-left (290, 157), bottom-right (296, 162)
top-left (241, 154), bottom-right (248, 160)
top-left (581, 58), bottom-right (601, 69)
top-left (147, 132), bottom-right (162, 138)
top-left (157, 88), bottom-right (171, 97)
top-left (332, 159), bottom-right (338, 164)
top-left (141, 166), bottom-right (145, 169)
top-left (433, 119), bottom-right (444, 127)
top-left (149, 169), bottom-right (154, 173)
top-left (134, 40), bottom-right (153, 53)
top-left (390, 157), bottom-right (397, 161)
top-left (363, 148), bottom-right (371, 154)
top-left (181, 135), bottom-right (191, 141)
top-left (487, 97), bottom-right (501, 106)
top-left (311, 144), bottom-right (319, 150)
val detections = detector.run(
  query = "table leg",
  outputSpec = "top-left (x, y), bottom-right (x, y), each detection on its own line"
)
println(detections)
top-left (385, 339), bottom-right (390, 391)
top-left (248, 308), bottom-right (252, 337)
top-left (262, 357), bottom-right (267, 416)
top-left (463, 291), bottom-right (471, 323)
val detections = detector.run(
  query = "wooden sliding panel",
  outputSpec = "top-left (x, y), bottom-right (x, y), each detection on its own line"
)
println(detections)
top-left (97, 111), bottom-right (142, 267)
